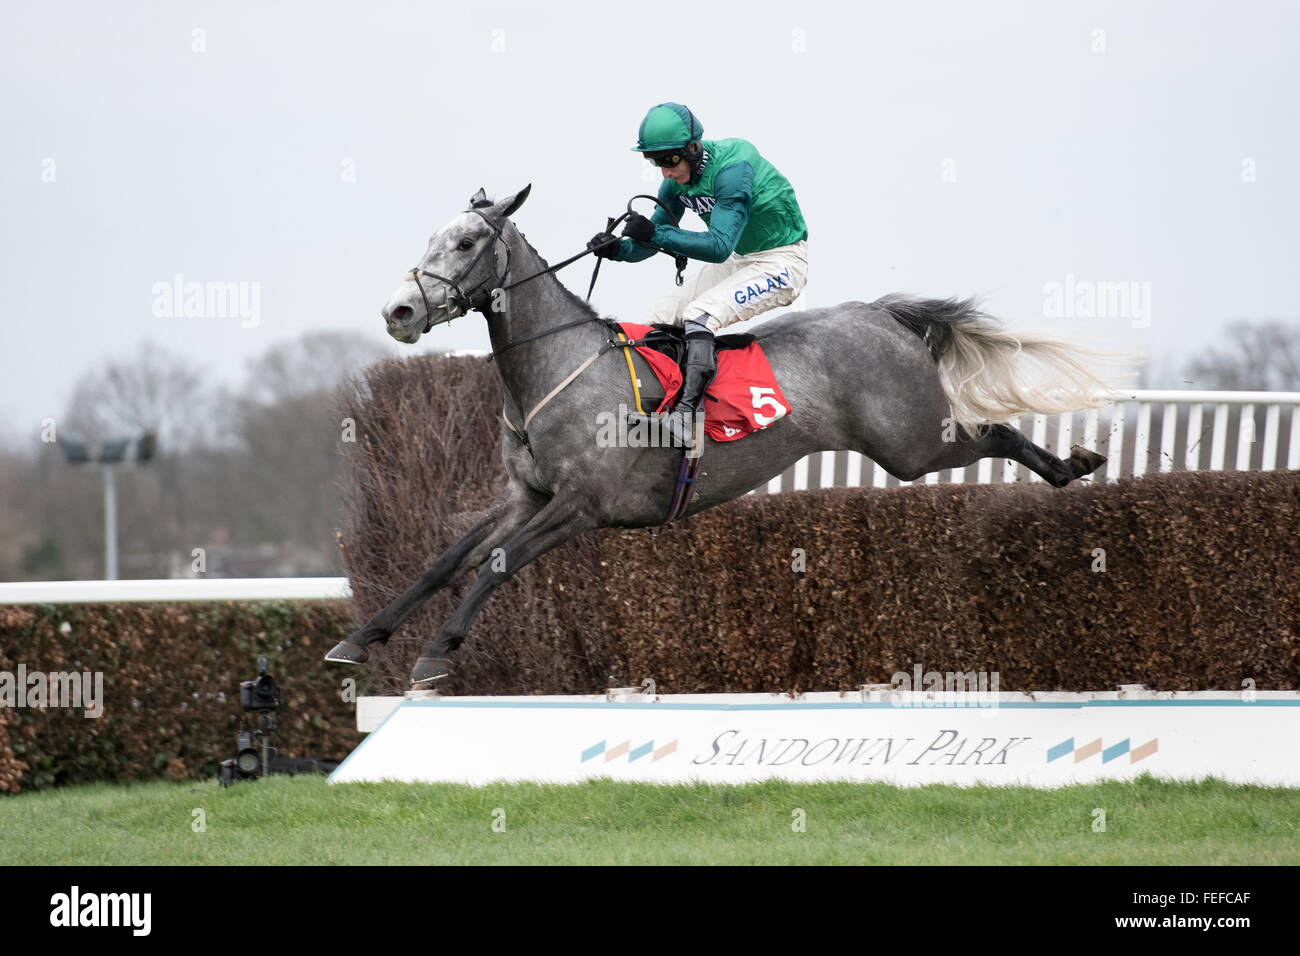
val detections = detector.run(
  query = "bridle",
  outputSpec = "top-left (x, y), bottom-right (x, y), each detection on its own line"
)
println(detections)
top-left (401, 194), bottom-right (686, 337)
top-left (404, 203), bottom-right (512, 333)
top-left (394, 193), bottom-right (690, 459)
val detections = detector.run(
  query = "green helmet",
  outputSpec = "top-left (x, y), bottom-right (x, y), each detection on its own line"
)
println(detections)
top-left (631, 103), bottom-right (703, 152)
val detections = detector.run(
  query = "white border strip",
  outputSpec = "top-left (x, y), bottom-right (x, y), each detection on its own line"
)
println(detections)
top-left (356, 690), bottom-right (1299, 732)
top-left (0, 577), bottom-right (352, 604)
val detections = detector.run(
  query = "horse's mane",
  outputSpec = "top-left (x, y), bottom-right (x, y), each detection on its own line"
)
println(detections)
top-left (507, 222), bottom-right (604, 321)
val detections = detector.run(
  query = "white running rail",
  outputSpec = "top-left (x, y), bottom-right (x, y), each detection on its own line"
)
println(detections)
top-left (0, 577), bottom-right (352, 605)
top-left (766, 389), bottom-right (1300, 492)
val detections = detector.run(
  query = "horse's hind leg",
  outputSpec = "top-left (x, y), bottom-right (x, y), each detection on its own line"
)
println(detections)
top-left (409, 491), bottom-right (601, 684)
top-left (918, 422), bottom-right (1105, 487)
top-left (324, 485), bottom-right (548, 665)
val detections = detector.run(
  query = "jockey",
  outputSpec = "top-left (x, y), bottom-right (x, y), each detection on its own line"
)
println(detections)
top-left (589, 102), bottom-right (809, 445)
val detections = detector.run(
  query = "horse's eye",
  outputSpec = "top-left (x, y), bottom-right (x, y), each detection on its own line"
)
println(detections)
top-left (458, 238), bottom-right (474, 251)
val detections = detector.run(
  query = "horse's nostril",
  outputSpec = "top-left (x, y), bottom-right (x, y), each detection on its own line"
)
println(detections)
top-left (390, 305), bottom-right (413, 325)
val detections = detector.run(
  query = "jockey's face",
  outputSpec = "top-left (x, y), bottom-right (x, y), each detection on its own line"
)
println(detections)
top-left (661, 156), bottom-right (691, 185)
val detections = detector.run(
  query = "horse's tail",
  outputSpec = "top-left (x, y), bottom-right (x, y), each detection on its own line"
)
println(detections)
top-left (873, 293), bottom-right (1143, 434)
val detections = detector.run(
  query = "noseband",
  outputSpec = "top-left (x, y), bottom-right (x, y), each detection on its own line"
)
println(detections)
top-left (405, 205), bottom-right (511, 332)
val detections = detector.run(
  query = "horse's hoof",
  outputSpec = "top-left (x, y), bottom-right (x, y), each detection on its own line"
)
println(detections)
top-left (324, 640), bottom-right (369, 665)
top-left (410, 657), bottom-right (453, 684)
top-left (1068, 444), bottom-right (1107, 478)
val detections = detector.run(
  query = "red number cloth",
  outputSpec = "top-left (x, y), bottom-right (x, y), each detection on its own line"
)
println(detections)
top-left (618, 322), bottom-right (792, 441)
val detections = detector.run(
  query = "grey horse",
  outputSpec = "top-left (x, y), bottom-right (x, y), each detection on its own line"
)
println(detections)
top-left (326, 185), bottom-right (1130, 684)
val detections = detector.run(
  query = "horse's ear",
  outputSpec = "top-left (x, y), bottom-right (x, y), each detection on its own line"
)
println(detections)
top-left (493, 184), bottom-right (531, 219)
top-left (468, 187), bottom-right (488, 209)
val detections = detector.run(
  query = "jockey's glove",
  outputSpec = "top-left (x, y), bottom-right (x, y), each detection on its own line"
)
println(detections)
top-left (620, 213), bottom-right (657, 244)
top-left (588, 232), bottom-right (621, 259)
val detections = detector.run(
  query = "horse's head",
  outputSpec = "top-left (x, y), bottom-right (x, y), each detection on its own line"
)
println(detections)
top-left (382, 184), bottom-right (532, 344)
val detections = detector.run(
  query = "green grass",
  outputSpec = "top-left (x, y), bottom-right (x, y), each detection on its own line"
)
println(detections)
top-left (2, 774), bottom-right (1297, 864)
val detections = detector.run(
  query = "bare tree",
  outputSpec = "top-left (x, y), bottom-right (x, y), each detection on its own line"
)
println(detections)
top-left (1183, 320), bottom-right (1300, 391)
top-left (226, 332), bottom-right (392, 572)
top-left (238, 331), bottom-right (392, 405)
top-left (5, 334), bottom-right (395, 580)
top-left (61, 341), bottom-right (218, 452)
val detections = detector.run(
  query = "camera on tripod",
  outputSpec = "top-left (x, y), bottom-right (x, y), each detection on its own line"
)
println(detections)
top-left (240, 658), bottom-right (280, 712)
top-left (220, 655), bottom-right (280, 787)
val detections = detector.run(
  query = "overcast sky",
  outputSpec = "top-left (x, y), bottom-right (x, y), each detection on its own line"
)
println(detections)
top-left (3, 0), bottom-right (1298, 448)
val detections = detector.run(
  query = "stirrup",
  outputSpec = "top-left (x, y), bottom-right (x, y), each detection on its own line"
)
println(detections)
top-left (622, 410), bottom-right (700, 449)
top-left (664, 409), bottom-right (705, 451)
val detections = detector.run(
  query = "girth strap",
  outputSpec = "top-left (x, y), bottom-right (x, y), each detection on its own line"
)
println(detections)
top-left (501, 342), bottom-right (616, 447)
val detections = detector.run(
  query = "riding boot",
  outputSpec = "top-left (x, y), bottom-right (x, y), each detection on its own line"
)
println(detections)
top-left (665, 331), bottom-right (716, 448)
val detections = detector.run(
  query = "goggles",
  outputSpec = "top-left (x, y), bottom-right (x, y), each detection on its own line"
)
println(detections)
top-left (644, 150), bottom-right (687, 168)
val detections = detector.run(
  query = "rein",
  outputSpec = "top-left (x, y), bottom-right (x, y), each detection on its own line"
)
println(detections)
top-left (491, 194), bottom-right (687, 358)
top-left (406, 195), bottom-right (689, 456)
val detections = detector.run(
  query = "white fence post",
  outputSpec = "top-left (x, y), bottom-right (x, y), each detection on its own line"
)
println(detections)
top-left (1133, 403), bottom-right (1152, 478)
top-left (747, 390), bottom-right (1299, 495)
top-left (1236, 404), bottom-right (1255, 471)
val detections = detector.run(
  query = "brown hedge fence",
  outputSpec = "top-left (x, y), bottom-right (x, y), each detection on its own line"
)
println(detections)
top-left (3, 355), bottom-right (1297, 792)
top-left (0, 601), bottom-right (364, 793)
top-left (338, 356), bottom-right (1300, 699)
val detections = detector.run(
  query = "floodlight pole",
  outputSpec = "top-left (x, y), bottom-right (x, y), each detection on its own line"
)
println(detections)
top-left (104, 464), bottom-right (118, 580)
top-left (58, 430), bottom-right (154, 581)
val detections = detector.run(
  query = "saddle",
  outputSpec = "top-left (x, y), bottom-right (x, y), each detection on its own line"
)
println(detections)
top-left (601, 319), bottom-right (789, 525)
top-left (602, 320), bottom-right (755, 413)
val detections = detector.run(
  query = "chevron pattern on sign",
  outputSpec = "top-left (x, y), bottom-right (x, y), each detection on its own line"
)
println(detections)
top-left (1047, 737), bottom-right (1158, 764)
top-left (581, 739), bottom-right (678, 763)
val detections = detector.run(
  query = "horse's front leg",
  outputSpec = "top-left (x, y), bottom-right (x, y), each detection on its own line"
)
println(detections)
top-left (325, 484), bottom-right (548, 665)
top-left (409, 492), bottom-right (602, 684)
